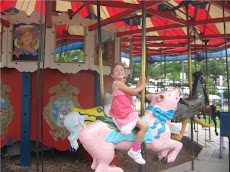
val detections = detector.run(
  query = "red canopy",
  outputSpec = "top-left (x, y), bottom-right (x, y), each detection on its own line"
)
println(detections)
top-left (1, 0), bottom-right (230, 58)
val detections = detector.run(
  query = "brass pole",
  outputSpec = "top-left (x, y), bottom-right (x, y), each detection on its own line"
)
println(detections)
top-left (129, 35), bottom-right (133, 76)
top-left (140, 0), bottom-right (146, 116)
top-left (185, 3), bottom-right (194, 171)
top-left (97, 0), bottom-right (104, 106)
top-left (138, 2), bottom-right (146, 172)
top-left (186, 6), bottom-right (192, 96)
top-left (204, 40), bottom-right (210, 99)
top-left (164, 55), bottom-right (166, 90)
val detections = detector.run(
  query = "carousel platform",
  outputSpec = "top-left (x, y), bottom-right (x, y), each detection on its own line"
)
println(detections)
top-left (163, 122), bottom-right (229, 172)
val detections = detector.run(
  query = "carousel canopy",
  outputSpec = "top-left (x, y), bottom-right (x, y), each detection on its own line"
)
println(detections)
top-left (1, 0), bottom-right (230, 62)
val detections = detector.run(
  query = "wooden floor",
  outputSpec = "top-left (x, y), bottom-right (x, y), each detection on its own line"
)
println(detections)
top-left (162, 122), bottom-right (229, 172)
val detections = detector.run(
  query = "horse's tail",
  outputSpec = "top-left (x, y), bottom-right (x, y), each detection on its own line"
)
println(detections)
top-left (76, 120), bottom-right (86, 128)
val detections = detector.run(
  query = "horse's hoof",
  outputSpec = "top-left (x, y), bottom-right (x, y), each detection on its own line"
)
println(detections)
top-left (171, 135), bottom-right (182, 141)
top-left (69, 147), bottom-right (76, 152)
top-left (69, 146), bottom-right (72, 151)
top-left (161, 157), bottom-right (168, 164)
top-left (216, 132), bottom-right (219, 136)
top-left (152, 155), bottom-right (159, 161)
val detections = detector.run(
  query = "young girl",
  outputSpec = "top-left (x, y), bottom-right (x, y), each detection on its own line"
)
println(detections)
top-left (109, 63), bottom-right (148, 165)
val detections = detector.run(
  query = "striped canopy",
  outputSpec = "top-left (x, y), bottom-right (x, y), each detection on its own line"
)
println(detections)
top-left (1, 0), bottom-right (230, 62)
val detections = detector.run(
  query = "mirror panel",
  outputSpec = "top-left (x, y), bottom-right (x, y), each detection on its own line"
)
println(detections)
top-left (55, 25), bottom-right (85, 63)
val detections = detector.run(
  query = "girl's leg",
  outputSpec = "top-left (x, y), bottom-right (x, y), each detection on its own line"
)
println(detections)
top-left (135, 117), bottom-right (148, 143)
top-left (128, 117), bottom-right (148, 165)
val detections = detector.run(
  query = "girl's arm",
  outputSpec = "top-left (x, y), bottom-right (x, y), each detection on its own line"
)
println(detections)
top-left (114, 81), bottom-right (145, 96)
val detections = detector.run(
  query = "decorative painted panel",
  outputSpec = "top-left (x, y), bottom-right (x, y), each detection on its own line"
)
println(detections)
top-left (44, 79), bottom-right (81, 141)
top-left (1, 68), bottom-right (22, 147)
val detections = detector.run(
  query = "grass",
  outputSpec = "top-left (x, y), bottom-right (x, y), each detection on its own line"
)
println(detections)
top-left (188, 117), bottom-right (220, 128)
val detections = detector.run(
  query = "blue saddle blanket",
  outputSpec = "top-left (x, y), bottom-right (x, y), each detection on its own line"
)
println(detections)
top-left (105, 117), bottom-right (153, 144)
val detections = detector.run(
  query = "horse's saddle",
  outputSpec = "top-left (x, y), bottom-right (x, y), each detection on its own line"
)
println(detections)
top-left (173, 95), bottom-right (204, 123)
top-left (71, 106), bottom-right (109, 124)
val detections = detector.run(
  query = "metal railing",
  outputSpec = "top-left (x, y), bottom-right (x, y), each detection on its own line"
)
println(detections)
top-left (129, 81), bottom-right (229, 112)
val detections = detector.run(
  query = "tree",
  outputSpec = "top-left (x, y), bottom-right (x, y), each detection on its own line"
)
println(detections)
top-left (207, 58), bottom-right (226, 84)
top-left (131, 58), bottom-right (227, 84)
top-left (56, 49), bottom-right (84, 62)
top-left (132, 63), bottom-right (141, 78)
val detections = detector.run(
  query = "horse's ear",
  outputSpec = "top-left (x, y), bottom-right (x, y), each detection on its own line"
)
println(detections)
top-left (156, 94), bottom-right (165, 102)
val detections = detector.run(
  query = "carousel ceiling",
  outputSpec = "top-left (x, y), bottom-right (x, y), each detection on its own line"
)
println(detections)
top-left (1, 0), bottom-right (230, 62)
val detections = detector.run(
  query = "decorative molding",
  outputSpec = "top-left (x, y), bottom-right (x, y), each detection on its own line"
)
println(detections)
top-left (53, 13), bottom-right (91, 26)
top-left (1, 26), bottom-right (7, 68)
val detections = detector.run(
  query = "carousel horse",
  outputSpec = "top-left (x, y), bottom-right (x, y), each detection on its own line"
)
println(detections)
top-left (172, 71), bottom-right (211, 141)
top-left (65, 87), bottom-right (183, 172)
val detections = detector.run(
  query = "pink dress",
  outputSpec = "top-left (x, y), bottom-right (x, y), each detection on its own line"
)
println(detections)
top-left (109, 87), bottom-right (138, 135)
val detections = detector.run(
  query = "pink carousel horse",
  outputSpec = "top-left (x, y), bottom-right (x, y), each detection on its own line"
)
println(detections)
top-left (76, 87), bottom-right (182, 172)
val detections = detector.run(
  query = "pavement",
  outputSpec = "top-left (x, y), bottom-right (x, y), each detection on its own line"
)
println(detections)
top-left (162, 122), bottom-right (229, 172)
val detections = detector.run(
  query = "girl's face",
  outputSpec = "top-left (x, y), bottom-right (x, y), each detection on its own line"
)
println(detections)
top-left (22, 31), bottom-right (33, 45)
top-left (111, 65), bottom-right (126, 81)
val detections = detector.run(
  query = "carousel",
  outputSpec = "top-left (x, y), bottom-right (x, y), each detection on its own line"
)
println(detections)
top-left (1, 0), bottom-right (229, 171)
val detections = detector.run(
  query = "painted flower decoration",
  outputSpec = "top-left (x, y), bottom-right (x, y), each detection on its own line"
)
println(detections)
top-left (14, 24), bottom-right (39, 40)
top-left (32, 30), bottom-right (39, 39)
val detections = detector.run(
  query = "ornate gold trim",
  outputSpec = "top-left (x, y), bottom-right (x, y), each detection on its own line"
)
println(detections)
top-left (44, 79), bottom-right (81, 141)
top-left (1, 79), bottom-right (15, 139)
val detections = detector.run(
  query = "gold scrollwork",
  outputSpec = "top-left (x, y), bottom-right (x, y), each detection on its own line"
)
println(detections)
top-left (44, 79), bottom-right (81, 141)
top-left (1, 79), bottom-right (15, 139)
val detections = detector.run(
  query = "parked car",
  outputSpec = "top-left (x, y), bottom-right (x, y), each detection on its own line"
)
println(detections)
top-left (209, 94), bottom-right (221, 106)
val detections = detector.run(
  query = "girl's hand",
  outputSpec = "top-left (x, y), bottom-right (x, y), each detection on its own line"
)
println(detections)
top-left (137, 76), bottom-right (148, 88)
top-left (139, 83), bottom-right (146, 90)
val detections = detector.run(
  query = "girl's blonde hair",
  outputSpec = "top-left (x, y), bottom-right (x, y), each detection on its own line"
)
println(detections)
top-left (17, 28), bottom-right (38, 49)
top-left (110, 62), bottom-right (125, 75)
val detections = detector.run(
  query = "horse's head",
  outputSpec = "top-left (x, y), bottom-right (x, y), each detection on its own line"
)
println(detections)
top-left (193, 71), bottom-right (205, 84)
top-left (192, 71), bottom-right (207, 98)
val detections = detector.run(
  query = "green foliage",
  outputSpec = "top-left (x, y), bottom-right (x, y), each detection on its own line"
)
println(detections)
top-left (132, 63), bottom-right (141, 78)
top-left (147, 63), bottom-right (163, 78)
top-left (56, 49), bottom-right (84, 62)
top-left (208, 58), bottom-right (226, 84)
top-left (122, 61), bottom-right (129, 68)
top-left (166, 62), bottom-right (183, 81)
top-left (131, 58), bottom-right (227, 85)
top-left (223, 89), bottom-right (229, 99)
top-left (209, 88), bottom-right (218, 95)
